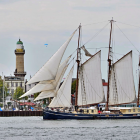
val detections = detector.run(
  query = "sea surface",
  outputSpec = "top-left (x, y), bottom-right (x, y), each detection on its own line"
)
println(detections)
top-left (0, 117), bottom-right (140, 140)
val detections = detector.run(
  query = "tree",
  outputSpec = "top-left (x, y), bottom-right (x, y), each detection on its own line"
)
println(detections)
top-left (34, 92), bottom-right (40, 99)
top-left (0, 76), bottom-right (8, 102)
top-left (0, 76), bottom-right (3, 102)
top-left (71, 80), bottom-right (76, 95)
top-left (13, 87), bottom-right (24, 100)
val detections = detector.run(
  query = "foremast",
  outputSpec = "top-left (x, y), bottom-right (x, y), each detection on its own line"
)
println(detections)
top-left (75, 24), bottom-right (81, 110)
top-left (137, 55), bottom-right (140, 107)
top-left (106, 18), bottom-right (114, 111)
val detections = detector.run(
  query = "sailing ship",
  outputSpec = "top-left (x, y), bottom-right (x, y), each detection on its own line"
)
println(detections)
top-left (20, 19), bottom-right (140, 119)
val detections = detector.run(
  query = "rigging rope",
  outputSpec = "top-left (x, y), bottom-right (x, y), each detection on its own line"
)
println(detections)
top-left (117, 21), bottom-right (140, 28)
top-left (82, 21), bottom-right (108, 26)
top-left (115, 23), bottom-right (139, 53)
top-left (83, 22), bottom-right (110, 45)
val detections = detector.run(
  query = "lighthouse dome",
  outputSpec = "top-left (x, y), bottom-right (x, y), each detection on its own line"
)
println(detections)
top-left (17, 39), bottom-right (23, 44)
top-left (16, 39), bottom-right (24, 49)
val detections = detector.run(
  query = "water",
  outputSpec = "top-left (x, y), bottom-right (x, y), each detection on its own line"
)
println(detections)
top-left (0, 117), bottom-right (140, 140)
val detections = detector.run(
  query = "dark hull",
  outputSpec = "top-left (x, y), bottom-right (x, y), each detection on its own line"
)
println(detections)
top-left (43, 110), bottom-right (140, 120)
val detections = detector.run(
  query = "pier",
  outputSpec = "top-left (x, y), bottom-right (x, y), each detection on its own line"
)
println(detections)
top-left (0, 111), bottom-right (42, 117)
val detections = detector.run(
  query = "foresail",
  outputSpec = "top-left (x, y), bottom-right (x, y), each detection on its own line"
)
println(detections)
top-left (109, 51), bottom-right (136, 105)
top-left (32, 66), bottom-right (69, 101)
top-left (20, 83), bottom-right (48, 98)
top-left (34, 90), bottom-right (55, 101)
top-left (49, 67), bottom-right (74, 107)
top-left (20, 56), bottom-right (70, 98)
top-left (78, 51), bottom-right (105, 106)
top-left (27, 30), bottom-right (77, 84)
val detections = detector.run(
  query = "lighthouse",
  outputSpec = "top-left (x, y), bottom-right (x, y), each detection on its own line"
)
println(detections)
top-left (14, 39), bottom-right (26, 77)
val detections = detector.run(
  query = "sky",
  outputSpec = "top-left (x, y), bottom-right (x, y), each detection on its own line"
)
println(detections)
top-left (0, 0), bottom-right (140, 92)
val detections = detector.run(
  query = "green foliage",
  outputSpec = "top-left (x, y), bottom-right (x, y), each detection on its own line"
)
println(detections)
top-left (43, 99), bottom-right (46, 105)
top-left (34, 92), bottom-right (40, 99)
top-left (0, 76), bottom-right (8, 102)
top-left (7, 102), bottom-right (11, 106)
top-left (13, 87), bottom-right (24, 100)
top-left (0, 76), bottom-right (3, 102)
top-left (71, 80), bottom-right (76, 95)
top-left (4, 87), bottom-right (9, 98)
top-left (25, 96), bottom-right (28, 100)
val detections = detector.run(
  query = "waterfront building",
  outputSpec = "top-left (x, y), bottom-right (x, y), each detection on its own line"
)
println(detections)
top-left (4, 76), bottom-right (25, 97)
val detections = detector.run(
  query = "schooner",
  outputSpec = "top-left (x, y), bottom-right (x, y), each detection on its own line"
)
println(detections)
top-left (20, 18), bottom-right (140, 119)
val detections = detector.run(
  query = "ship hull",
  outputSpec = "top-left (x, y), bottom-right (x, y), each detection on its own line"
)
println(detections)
top-left (43, 110), bottom-right (140, 120)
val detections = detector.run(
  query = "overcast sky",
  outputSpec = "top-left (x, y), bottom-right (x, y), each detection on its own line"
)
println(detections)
top-left (0, 0), bottom-right (140, 92)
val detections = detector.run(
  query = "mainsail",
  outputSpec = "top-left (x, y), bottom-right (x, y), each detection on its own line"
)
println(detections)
top-left (109, 51), bottom-right (136, 105)
top-left (27, 30), bottom-right (77, 85)
top-left (20, 56), bottom-right (70, 98)
top-left (48, 67), bottom-right (74, 107)
top-left (78, 51), bottom-right (105, 106)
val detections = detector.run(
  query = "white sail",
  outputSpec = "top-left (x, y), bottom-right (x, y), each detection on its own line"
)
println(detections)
top-left (27, 30), bottom-right (77, 85)
top-left (109, 51), bottom-right (136, 105)
top-left (78, 51), bottom-right (105, 106)
top-left (20, 56), bottom-right (70, 98)
top-left (34, 90), bottom-right (55, 101)
top-left (49, 67), bottom-right (74, 107)
top-left (34, 66), bottom-right (69, 101)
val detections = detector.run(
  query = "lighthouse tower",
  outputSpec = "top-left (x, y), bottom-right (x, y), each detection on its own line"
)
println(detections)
top-left (14, 39), bottom-right (26, 77)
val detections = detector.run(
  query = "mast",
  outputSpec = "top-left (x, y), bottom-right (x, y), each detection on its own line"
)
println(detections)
top-left (75, 24), bottom-right (81, 108)
top-left (137, 55), bottom-right (140, 107)
top-left (106, 18), bottom-right (114, 111)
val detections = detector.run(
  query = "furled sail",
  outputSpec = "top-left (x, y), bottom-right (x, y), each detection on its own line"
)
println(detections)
top-left (109, 51), bottom-right (136, 105)
top-left (78, 51), bottom-right (105, 106)
top-left (27, 30), bottom-right (77, 85)
top-left (81, 45), bottom-right (92, 57)
top-left (48, 67), bottom-right (74, 107)
top-left (20, 56), bottom-right (71, 98)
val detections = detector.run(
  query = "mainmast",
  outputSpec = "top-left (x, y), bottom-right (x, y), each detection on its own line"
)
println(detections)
top-left (137, 55), bottom-right (140, 107)
top-left (106, 18), bottom-right (114, 111)
top-left (75, 24), bottom-right (81, 110)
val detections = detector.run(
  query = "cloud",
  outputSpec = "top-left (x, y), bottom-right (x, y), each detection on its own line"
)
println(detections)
top-left (0, 0), bottom-right (140, 81)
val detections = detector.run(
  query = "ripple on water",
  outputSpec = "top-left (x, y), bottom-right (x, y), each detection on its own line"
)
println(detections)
top-left (0, 117), bottom-right (140, 140)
